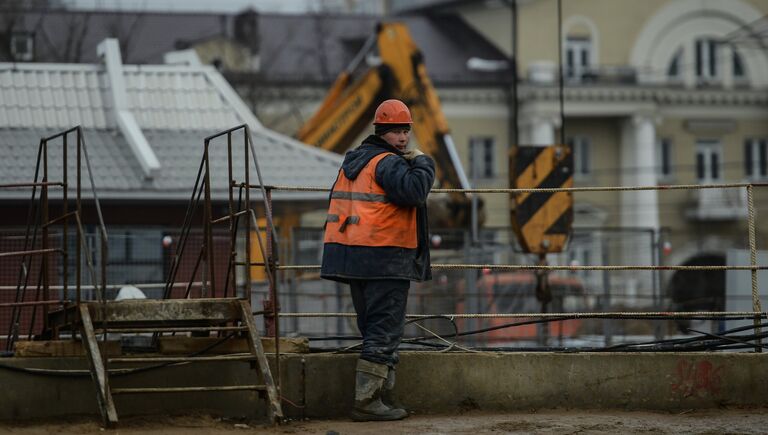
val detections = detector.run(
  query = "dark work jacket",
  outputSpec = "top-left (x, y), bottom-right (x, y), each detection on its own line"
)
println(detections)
top-left (321, 135), bottom-right (435, 283)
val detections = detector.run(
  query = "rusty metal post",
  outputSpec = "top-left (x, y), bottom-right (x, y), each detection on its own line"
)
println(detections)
top-left (263, 186), bottom-right (281, 393)
top-left (244, 131), bottom-right (251, 301)
top-left (203, 141), bottom-right (216, 298)
top-left (263, 188), bottom-right (279, 336)
top-left (225, 132), bottom-right (236, 299)
top-left (41, 140), bottom-right (49, 335)
top-left (76, 130), bottom-right (82, 306)
top-left (62, 133), bottom-right (68, 329)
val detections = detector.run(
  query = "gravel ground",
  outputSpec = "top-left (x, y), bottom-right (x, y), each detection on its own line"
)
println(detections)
top-left (1, 409), bottom-right (767, 434)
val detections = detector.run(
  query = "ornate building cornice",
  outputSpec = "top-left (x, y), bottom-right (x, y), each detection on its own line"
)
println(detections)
top-left (517, 85), bottom-right (768, 107)
top-left (238, 81), bottom-right (768, 109)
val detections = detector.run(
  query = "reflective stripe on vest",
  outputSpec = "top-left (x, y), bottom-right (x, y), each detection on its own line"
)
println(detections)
top-left (323, 153), bottom-right (417, 249)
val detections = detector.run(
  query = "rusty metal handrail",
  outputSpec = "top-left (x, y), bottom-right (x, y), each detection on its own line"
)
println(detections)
top-left (2, 127), bottom-right (109, 352)
top-left (259, 179), bottom-right (766, 351)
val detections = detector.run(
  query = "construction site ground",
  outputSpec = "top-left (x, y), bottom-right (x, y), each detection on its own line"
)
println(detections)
top-left (2, 409), bottom-right (767, 434)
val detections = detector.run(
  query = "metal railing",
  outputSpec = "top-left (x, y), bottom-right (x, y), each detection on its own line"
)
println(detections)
top-left (253, 177), bottom-right (767, 352)
top-left (0, 126), bottom-right (109, 352)
top-left (157, 125), bottom-right (764, 353)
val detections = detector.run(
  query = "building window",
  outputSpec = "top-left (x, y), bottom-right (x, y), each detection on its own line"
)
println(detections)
top-left (744, 138), bottom-right (768, 180)
top-left (469, 136), bottom-right (495, 179)
top-left (695, 38), bottom-right (719, 81)
top-left (567, 136), bottom-right (591, 177)
top-left (565, 36), bottom-right (592, 82)
top-left (106, 229), bottom-right (165, 288)
top-left (10, 32), bottom-right (34, 62)
top-left (667, 49), bottom-right (682, 79)
top-left (657, 138), bottom-right (673, 180)
top-left (733, 52), bottom-right (745, 78)
top-left (733, 50), bottom-right (748, 84)
top-left (695, 140), bottom-right (722, 182)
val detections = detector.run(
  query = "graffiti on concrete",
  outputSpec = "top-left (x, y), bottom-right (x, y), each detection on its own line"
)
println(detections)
top-left (671, 359), bottom-right (723, 397)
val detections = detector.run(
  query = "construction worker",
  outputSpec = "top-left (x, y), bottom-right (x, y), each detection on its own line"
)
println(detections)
top-left (321, 99), bottom-right (435, 421)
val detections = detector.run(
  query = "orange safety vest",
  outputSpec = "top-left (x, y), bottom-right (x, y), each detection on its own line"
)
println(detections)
top-left (324, 153), bottom-right (417, 249)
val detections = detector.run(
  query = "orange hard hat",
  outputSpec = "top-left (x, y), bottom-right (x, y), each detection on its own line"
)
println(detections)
top-left (373, 99), bottom-right (413, 125)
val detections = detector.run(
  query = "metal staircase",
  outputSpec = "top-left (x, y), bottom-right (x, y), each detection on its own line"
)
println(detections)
top-left (69, 298), bottom-right (283, 427)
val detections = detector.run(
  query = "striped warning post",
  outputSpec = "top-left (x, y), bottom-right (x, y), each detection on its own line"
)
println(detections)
top-left (510, 145), bottom-right (573, 254)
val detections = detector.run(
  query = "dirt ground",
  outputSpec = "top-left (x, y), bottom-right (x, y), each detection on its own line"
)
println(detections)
top-left (2, 409), bottom-right (767, 435)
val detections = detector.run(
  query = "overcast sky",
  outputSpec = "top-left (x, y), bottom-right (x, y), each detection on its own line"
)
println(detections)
top-left (61, 0), bottom-right (383, 14)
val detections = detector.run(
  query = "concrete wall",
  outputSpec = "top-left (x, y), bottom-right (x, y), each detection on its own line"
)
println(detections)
top-left (2, 352), bottom-right (767, 422)
top-left (299, 352), bottom-right (768, 418)
top-left (0, 357), bottom-right (274, 421)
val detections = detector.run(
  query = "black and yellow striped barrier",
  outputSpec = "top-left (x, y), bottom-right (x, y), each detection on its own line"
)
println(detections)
top-left (510, 145), bottom-right (573, 254)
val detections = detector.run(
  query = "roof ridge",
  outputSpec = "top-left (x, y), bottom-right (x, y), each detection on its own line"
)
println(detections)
top-left (0, 63), bottom-right (104, 72)
top-left (200, 66), bottom-right (342, 167)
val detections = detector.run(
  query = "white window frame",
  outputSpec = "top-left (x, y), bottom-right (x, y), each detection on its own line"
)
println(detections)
top-left (565, 36), bottom-right (592, 83)
top-left (10, 32), bottom-right (34, 62)
top-left (695, 139), bottom-right (722, 183)
top-left (469, 136), bottom-right (495, 180)
top-left (744, 138), bottom-right (768, 180)
top-left (567, 136), bottom-right (591, 178)
top-left (656, 138), bottom-right (674, 182)
top-left (695, 38), bottom-right (719, 82)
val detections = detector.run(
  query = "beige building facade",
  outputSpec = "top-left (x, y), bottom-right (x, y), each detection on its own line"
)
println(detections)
top-left (446, 0), bottom-right (768, 305)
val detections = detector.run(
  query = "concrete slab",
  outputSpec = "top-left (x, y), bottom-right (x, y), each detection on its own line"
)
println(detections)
top-left (0, 351), bottom-right (766, 421)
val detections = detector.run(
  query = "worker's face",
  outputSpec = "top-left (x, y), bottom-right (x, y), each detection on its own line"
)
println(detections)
top-left (381, 128), bottom-right (411, 152)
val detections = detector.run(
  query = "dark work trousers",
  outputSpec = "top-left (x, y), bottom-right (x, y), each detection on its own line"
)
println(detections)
top-left (349, 279), bottom-right (409, 367)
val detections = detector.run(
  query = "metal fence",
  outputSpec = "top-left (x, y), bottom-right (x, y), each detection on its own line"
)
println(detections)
top-left (2, 126), bottom-right (766, 355)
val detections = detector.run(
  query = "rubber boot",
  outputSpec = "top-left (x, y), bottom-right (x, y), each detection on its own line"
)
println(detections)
top-left (381, 367), bottom-right (407, 413)
top-left (350, 359), bottom-right (408, 422)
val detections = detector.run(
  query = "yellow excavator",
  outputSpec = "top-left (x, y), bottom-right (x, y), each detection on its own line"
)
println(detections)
top-left (296, 21), bottom-right (573, 256)
top-left (296, 22), bottom-right (479, 229)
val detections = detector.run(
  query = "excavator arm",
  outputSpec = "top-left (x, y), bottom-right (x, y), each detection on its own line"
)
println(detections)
top-left (297, 68), bottom-right (388, 154)
top-left (297, 22), bottom-right (481, 228)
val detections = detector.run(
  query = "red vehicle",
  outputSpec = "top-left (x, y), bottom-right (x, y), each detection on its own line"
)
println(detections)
top-left (456, 271), bottom-right (588, 343)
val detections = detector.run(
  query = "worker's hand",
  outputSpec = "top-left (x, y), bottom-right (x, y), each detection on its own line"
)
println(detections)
top-left (403, 148), bottom-right (424, 160)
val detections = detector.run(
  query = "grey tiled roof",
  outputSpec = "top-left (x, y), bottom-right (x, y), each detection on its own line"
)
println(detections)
top-left (0, 66), bottom-right (113, 129)
top-left (124, 68), bottom-right (240, 130)
top-left (0, 128), bottom-right (143, 194)
top-left (0, 62), bottom-right (342, 201)
top-left (0, 128), bottom-right (340, 201)
top-left (0, 64), bottom-right (240, 130)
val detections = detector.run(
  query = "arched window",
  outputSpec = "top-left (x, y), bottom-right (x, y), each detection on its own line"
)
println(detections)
top-left (665, 40), bottom-right (749, 86)
top-left (565, 36), bottom-right (592, 81)
top-left (562, 15), bottom-right (599, 83)
top-left (631, 0), bottom-right (768, 87)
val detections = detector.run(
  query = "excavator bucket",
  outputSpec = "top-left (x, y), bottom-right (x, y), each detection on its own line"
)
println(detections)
top-left (510, 145), bottom-right (573, 254)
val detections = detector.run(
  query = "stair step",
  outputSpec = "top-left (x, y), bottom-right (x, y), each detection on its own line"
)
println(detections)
top-left (108, 354), bottom-right (255, 363)
top-left (97, 326), bottom-right (247, 333)
top-left (111, 385), bottom-right (266, 395)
